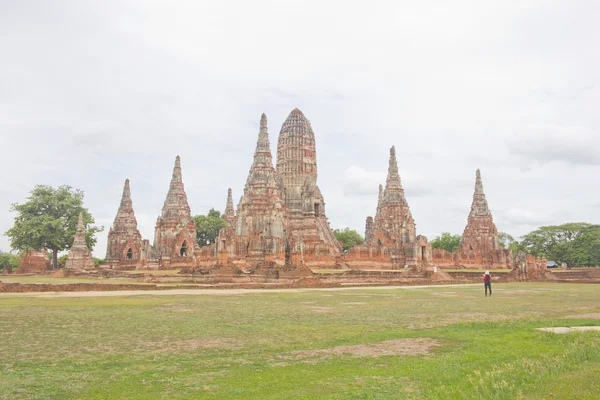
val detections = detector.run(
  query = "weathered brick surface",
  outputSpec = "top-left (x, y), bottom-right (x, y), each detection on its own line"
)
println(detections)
top-left (65, 213), bottom-right (95, 270)
top-left (105, 179), bottom-right (145, 269)
top-left (345, 146), bottom-right (431, 270)
top-left (456, 169), bottom-right (511, 269)
top-left (275, 109), bottom-right (341, 263)
top-left (152, 156), bottom-right (198, 269)
top-left (15, 250), bottom-right (49, 274)
top-left (216, 114), bottom-right (288, 268)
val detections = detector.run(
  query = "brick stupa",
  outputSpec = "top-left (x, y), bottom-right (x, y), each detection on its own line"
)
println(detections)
top-left (459, 169), bottom-right (502, 265)
top-left (275, 108), bottom-right (341, 262)
top-left (105, 179), bottom-right (144, 269)
top-left (153, 156), bottom-right (198, 269)
top-left (65, 213), bottom-right (95, 270)
top-left (218, 114), bottom-right (288, 267)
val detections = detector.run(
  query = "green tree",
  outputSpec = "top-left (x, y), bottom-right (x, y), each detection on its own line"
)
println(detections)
top-left (0, 251), bottom-right (21, 272)
top-left (5, 185), bottom-right (103, 269)
top-left (564, 225), bottom-right (600, 267)
top-left (333, 228), bottom-right (364, 252)
top-left (520, 223), bottom-right (595, 266)
top-left (498, 232), bottom-right (523, 257)
top-left (430, 232), bottom-right (461, 253)
top-left (58, 254), bottom-right (68, 267)
top-left (194, 208), bottom-right (227, 247)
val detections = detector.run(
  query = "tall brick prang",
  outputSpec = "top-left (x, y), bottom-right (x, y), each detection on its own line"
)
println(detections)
top-left (275, 108), bottom-right (341, 263)
top-left (105, 179), bottom-right (144, 269)
top-left (152, 156), bottom-right (198, 269)
top-left (65, 213), bottom-right (95, 270)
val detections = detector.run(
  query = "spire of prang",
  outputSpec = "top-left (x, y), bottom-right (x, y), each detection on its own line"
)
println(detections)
top-left (71, 212), bottom-right (88, 251)
top-left (469, 168), bottom-right (491, 217)
top-left (225, 188), bottom-right (235, 219)
top-left (245, 113), bottom-right (277, 187)
top-left (383, 145), bottom-right (406, 203)
top-left (111, 178), bottom-right (139, 232)
top-left (161, 155), bottom-right (191, 220)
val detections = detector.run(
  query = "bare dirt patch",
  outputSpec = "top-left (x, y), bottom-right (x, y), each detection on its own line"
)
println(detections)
top-left (537, 327), bottom-right (600, 334)
top-left (342, 302), bottom-right (367, 305)
top-left (565, 313), bottom-right (600, 319)
top-left (273, 338), bottom-right (439, 365)
top-left (308, 306), bottom-right (333, 313)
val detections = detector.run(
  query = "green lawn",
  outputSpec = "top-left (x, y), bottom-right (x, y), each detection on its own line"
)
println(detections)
top-left (1, 283), bottom-right (599, 399)
top-left (0, 276), bottom-right (153, 285)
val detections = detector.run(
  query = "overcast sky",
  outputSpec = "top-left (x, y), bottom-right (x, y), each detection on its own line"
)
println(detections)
top-left (1, 0), bottom-right (599, 257)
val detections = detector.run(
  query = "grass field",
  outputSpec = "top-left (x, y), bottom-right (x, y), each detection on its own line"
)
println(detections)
top-left (1, 283), bottom-right (599, 399)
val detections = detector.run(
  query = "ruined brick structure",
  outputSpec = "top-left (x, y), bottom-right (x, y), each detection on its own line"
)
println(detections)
top-left (502, 252), bottom-right (553, 281)
top-left (104, 156), bottom-right (198, 270)
top-left (105, 179), bottom-right (146, 270)
top-left (65, 213), bottom-right (95, 270)
top-left (345, 146), bottom-right (432, 269)
top-left (431, 169), bottom-right (511, 269)
top-left (15, 250), bottom-right (50, 274)
top-left (275, 108), bottom-right (341, 264)
top-left (214, 114), bottom-right (288, 268)
top-left (457, 169), bottom-right (511, 268)
top-left (152, 156), bottom-right (198, 269)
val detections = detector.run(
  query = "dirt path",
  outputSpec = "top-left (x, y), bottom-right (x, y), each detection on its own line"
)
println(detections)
top-left (0, 284), bottom-right (479, 298)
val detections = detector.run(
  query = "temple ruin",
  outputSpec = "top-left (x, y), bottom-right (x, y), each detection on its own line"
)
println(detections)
top-left (211, 114), bottom-right (288, 269)
top-left (105, 179), bottom-right (145, 270)
top-left (345, 146), bottom-right (432, 270)
top-left (275, 108), bottom-right (341, 264)
top-left (432, 169), bottom-right (512, 269)
top-left (151, 156), bottom-right (198, 269)
top-left (101, 109), bottom-right (513, 274)
top-left (65, 213), bottom-right (95, 270)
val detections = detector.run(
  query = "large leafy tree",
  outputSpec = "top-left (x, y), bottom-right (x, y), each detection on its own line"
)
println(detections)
top-left (194, 208), bottom-right (227, 247)
top-left (5, 185), bottom-right (102, 269)
top-left (333, 228), bottom-right (364, 252)
top-left (520, 223), bottom-right (597, 266)
top-left (564, 225), bottom-right (600, 267)
top-left (430, 232), bottom-right (461, 253)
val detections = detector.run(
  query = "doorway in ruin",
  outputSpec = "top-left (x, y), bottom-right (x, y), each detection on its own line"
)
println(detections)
top-left (180, 240), bottom-right (188, 257)
top-left (314, 203), bottom-right (320, 216)
top-left (126, 248), bottom-right (133, 260)
top-left (421, 246), bottom-right (426, 261)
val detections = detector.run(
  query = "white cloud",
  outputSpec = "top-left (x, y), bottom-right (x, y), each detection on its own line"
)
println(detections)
top-left (507, 125), bottom-right (600, 166)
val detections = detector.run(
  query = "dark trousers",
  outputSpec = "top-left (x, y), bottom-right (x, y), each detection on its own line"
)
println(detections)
top-left (485, 282), bottom-right (492, 296)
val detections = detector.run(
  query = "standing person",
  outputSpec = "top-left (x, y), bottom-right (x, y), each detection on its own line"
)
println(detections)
top-left (484, 271), bottom-right (492, 297)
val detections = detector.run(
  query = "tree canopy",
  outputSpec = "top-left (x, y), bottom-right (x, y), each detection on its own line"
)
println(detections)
top-left (520, 223), bottom-right (599, 267)
top-left (333, 228), bottom-right (364, 252)
top-left (498, 232), bottom-right (522, 257)
top-left (5, 185), bottom-right (102, 268)
top-left (194, 208), bottom-right (227, 247)
top-left (430, 232), bottom-right (461, 253)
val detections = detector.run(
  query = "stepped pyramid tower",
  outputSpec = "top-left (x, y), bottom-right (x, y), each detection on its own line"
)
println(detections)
top-left (459, 169), bottom-right (502, 264)
top-left (105, 179), bottom-right (143, 268)
top-left (275, 108), bottom-right (340, 261)
top-left (369, 146), bottom-right (416, 246)
top-left (153, 156), bottom-right (198, 268)
top-left (65, 213), bottom-right (95, 270)
top-left (221, 113), bottom-right (288, 266)
top-left (355, 146), bottom-right (430, 269)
